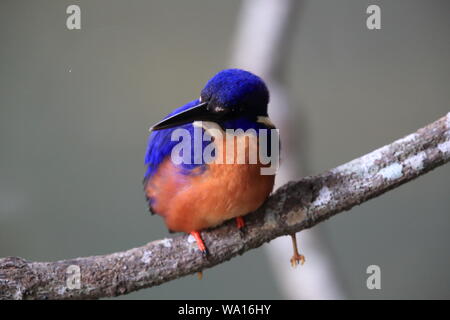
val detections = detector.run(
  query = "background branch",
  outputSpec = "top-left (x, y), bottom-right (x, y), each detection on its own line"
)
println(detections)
top-left (229, 0), bottom-right (347, 299)
top-left (1, 112), bottom-right (449, 300)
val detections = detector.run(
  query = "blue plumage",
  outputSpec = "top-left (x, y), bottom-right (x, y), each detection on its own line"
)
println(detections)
top-left (201, 69), bottom-right (269, 117)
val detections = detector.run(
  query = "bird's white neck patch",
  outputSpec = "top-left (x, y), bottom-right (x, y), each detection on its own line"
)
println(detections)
top-left (257, 116), bottom-right (276, 128)
top-left (193, 121), bottom-right (224, 135)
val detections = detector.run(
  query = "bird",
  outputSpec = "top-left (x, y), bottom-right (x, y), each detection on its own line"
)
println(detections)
top-left (143, 69), bottom-right (304, 269)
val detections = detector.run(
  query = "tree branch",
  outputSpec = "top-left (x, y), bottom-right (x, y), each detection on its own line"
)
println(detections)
top-left (1, 113), bottom-right (449, 300)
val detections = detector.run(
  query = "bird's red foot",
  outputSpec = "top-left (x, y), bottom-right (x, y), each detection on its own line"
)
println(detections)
top-left (290, 233), bottom-right (306, 267)
top-left (290, 252), bottom-right (306, 267)
top-left (190, 231), bottom-right (208, 256)
top-left (236, 216), bottom-right (245, 230)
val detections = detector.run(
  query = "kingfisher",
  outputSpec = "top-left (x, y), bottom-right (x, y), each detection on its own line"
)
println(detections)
top-left (144, 69), bottom-right (304, 268)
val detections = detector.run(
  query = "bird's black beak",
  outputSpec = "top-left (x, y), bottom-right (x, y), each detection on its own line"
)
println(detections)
top-left (150, 101), bottom-right (230, 131)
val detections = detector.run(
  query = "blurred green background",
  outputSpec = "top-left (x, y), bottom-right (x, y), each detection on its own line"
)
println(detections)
top-left (0, 0), bottom-right (449, 299)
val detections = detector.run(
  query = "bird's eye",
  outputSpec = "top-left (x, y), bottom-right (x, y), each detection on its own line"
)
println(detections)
top-left (207, 103), bottom-right (228, 114)
top-left (213, 106), bottom-right (227, 113)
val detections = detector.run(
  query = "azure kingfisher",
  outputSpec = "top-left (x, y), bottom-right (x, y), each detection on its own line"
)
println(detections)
top-left (144, 69), bottom-right (304, 268)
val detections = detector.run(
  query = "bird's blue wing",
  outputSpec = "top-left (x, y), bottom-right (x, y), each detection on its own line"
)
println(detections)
top-left (144, 99), bottom-right (209, 181)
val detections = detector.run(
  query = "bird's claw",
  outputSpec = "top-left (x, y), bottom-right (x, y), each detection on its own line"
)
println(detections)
top-left (190, 231), bottom-right (209, 256)
top-left (238, 225), bottom-right (246, 236)
top-left (200, 247), bottom-right (209, 257)
top-left (290, 253), bottom-right (305, 268)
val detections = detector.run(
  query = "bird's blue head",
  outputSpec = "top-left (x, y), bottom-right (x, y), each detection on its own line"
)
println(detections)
top-left (151, 69), bottom-right (270, 130)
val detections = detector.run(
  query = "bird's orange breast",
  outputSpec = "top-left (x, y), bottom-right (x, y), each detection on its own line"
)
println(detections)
top-left (145, 132), bottom-right (275, 233)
